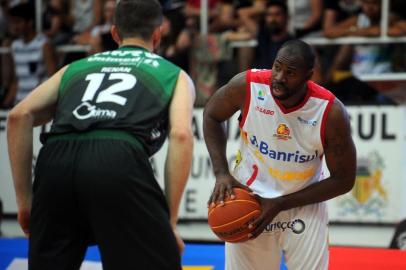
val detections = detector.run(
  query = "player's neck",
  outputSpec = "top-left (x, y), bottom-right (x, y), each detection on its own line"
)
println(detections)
top-left (278, 84), bottom-right (308, 108)
top-left (120, 38), bottom-right (153, 52)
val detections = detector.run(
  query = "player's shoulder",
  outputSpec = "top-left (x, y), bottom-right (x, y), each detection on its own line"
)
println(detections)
top-left (145, 50), bottom-right (181, 70)
top-left (307, 80), bottom-right (336, 101)
top-left (326, 97), bottom-right (349, 129)
top-left (249, 69), bottom-right (272, 84)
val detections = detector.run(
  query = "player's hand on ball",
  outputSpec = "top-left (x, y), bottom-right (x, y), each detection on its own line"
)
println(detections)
top-left (208, 173), bottom-right (251, 207)
top-left (248, 196), bottom-right (283, 239)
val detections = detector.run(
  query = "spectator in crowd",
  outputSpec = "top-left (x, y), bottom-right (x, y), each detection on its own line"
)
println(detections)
top-left (70, 0), bottom-right (102, 45)
top-left (156, 16), bottom-right (191, 71)
top-left (63, 0), bottom-right (102, 64)
top-left (388, 0), bottom-right (406, 37)
top-left (1, 3), bottom-right (57, 108)
top-left (89, 0), bottom-right (116, 54)
top-left (186, 0), bottom-right (250, 105)
top-left (291, 0), bottom-right (323, 37)
top-left (210, 0), bottom-right (239, 32)
top-left (236, 0), bottom-right (269, 70)
top-left (239, 0), bottom-right (293, 69)
top-left (42, 0), bottom-right (73, 46)
top-left (162, 0), bottom-right (187, 40)
top-left (183, 0), bottom-right (220, 30)
top-left (324, 0), bottom-right (396, 104)
top-left (388, 20), bottom-right (406, 36)
top-left (327, 0), bottom-right (397, 75)
top-left (323, 0), bottom-right (361, 38)
top-left (0, 0), bottom-right (8, 41)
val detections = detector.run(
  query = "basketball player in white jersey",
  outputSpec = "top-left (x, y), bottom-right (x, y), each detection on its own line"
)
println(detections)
top-left (204, 40), bottom-right (356, 270)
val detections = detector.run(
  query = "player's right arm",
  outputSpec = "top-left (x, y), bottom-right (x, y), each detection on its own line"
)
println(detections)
top-left (7, 66), bottom-right (68, 236)
top-left (203, 71), bottom-right (250, 207)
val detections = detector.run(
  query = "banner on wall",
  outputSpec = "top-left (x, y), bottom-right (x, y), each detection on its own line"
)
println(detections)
top-left (1, 107), bottom-right (406, 223)
top-left (327, 106), bottom-right (406, 223)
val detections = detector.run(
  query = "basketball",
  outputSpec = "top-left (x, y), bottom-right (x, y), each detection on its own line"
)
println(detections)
top-left (208, 188), bottom-right (262, 243)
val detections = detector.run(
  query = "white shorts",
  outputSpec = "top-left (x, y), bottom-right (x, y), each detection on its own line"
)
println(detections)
top-left (225, 202), bottom-right (329, 270)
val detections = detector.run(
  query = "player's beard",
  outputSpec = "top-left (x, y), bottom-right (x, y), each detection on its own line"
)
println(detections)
top-left (272, 81), bottom-right (292, 100)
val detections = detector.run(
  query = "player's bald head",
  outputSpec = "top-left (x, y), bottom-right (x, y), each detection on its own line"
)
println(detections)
top-left (277, 40), bottom-right (315, 71)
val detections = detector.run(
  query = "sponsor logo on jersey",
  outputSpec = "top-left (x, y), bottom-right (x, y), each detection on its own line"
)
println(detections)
top-left (72, 101), bottom-right (117, 120)
top-left (297, 116), bottom-right (317, 126)
top-left (273, 124), bottom-right (291, 140)
top-left (255, 106), bottom-right (274, 116)
top-left (268, 166), bottom-right (316, 181)
top-left (264, 219), bottom-right (306, 234)
top-left (88, 50), bottom-right (161, 67)
top-left (241, 130), bottom-right (249, 145)
top-left (150, 129), bottom-right (161, 140)
top-left (257, 90), bottom-right (265, 101)
top-left (249, 135), bottom-right (318, 164)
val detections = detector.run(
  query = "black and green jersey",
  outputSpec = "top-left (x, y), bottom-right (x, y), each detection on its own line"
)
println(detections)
top-left (47, 45), bottom-right (181, 156)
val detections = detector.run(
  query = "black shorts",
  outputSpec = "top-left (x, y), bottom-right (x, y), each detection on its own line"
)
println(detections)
top-left (29, 136), bottom-right (181, 270)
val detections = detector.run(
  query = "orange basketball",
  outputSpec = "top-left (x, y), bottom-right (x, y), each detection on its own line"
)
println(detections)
top-left (208, 188), bottom-right (262, 243)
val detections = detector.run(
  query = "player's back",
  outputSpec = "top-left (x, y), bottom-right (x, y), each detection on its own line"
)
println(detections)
top-left (47, 46), bottom-right (181, 155)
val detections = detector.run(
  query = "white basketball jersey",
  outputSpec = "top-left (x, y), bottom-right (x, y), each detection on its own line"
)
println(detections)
top-left (233, 69), bottom-right (335, 198)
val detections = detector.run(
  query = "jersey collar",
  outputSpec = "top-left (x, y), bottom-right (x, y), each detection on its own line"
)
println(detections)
top-left (119, 45), bottom-right (148, 51)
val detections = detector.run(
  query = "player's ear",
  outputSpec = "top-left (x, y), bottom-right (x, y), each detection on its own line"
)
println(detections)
top-left (110, 25), bottom-right (122, 46)
top-left (306, 69), bottom-right (314, 81)
top-left (152, 26), bottom-right (162, 51)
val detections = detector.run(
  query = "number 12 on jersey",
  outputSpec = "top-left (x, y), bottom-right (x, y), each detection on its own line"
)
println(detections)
top-left (81, 73), bottom-right (137, 106)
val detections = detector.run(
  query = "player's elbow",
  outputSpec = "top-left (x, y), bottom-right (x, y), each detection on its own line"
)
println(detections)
top-left (169, 127), bottom-right (194, 145)
top-left (341, 174), bottom-right (356, 194)
top-left (7, 107), bottom-right (33, 128)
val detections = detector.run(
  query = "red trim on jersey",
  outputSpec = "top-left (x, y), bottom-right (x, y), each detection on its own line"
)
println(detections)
top-left (239, 70), bottom-right (252, 128)
top-left (273, 80), bottom-right (334, 114)
top-left (307, 81), bottom-right (335, 100)
top-left (274, 86), bottom-right (312, 114)
top-left (306, 81), bottom-right (336, 148)
top-left (320, 94), bottom-right (335, 148)
top-left (246, 164), bottom-right (259, 186)
top-left (250, 69), bottom-right (272, 84)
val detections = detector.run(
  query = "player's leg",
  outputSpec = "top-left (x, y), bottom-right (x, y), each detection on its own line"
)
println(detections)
top-left (29, 142), bottom-right (88, 270)
top-left (281, 202), bottom-right (329, 270)
top-left (225, 233), bottom-right (282, 270)
top-left (76, 140), bottom-right (182, 270)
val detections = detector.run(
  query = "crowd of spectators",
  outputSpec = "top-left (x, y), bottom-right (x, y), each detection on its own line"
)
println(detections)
top-left (0, 0), bottom-right (405, 108)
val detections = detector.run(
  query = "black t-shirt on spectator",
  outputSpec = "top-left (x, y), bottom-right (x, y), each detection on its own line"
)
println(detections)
top-left (254, 23), bottom-right (293, 69)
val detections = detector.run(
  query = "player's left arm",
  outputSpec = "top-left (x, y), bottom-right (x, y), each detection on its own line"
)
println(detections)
top-left (165, 70), bottom-right (196, 253)
top-left (249, 99), bottom-right (356, 239)
top-left (7, 66), bottom-right (67, 236)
